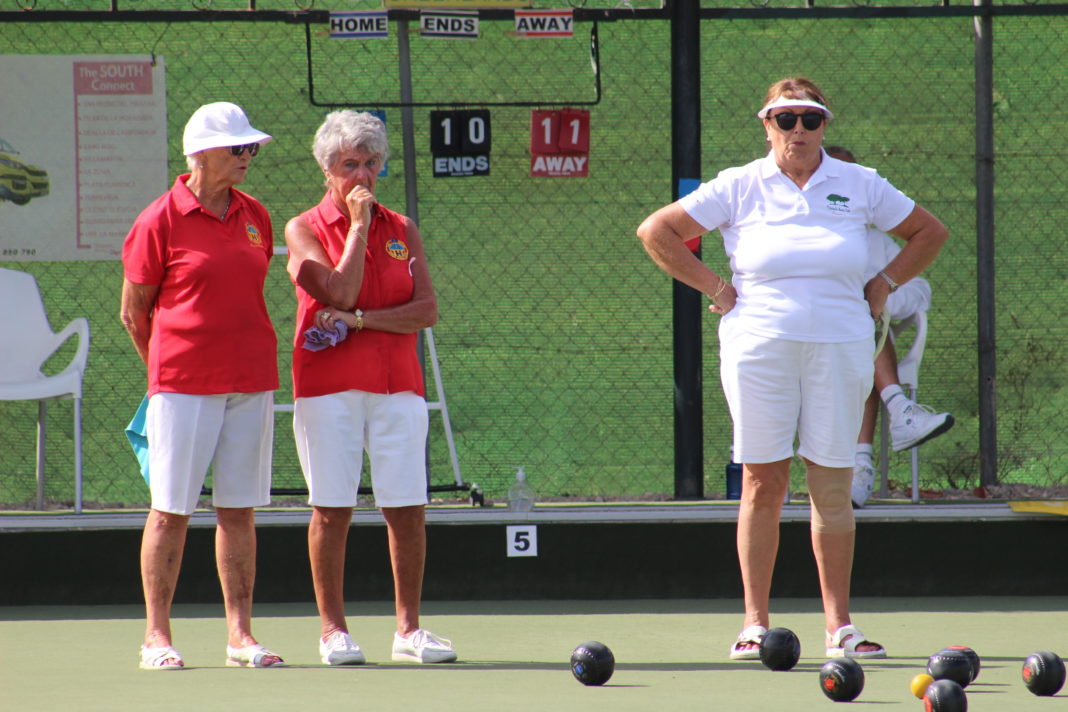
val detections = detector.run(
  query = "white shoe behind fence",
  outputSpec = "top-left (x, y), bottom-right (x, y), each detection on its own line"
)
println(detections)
top-left (852, 459), bottom-right (875, 508)
top-left (890, 402), bottom-right (955, 452)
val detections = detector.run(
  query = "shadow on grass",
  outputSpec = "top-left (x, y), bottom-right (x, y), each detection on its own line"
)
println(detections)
top-left (2, 595), bottom-right (1064, 621)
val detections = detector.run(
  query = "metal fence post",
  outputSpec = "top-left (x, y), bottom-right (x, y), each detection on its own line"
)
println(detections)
top-left (671, 0), bottom-right (703, 499)
top-left (974, 0), bottom-right (998, 486)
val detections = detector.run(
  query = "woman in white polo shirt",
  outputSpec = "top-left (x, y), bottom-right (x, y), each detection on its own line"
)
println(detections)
top-left (637, 77), bottom-right (948, 660)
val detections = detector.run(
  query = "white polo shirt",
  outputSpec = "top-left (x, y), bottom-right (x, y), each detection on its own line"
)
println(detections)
top-left (680, 151), bottom-right (915, 342)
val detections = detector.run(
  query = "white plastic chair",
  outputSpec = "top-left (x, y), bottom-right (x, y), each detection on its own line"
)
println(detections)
top-left (0, 268), bottom-right (90, 512)
top-left (877, 310), bottom-right (927, 504)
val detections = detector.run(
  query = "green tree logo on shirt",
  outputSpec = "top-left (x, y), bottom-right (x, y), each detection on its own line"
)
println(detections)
top-left (826, 194), bottom-right (851, 214)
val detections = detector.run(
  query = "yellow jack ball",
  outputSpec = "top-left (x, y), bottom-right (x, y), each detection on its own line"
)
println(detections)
top-left (910, 673), bottom-right (935, 699)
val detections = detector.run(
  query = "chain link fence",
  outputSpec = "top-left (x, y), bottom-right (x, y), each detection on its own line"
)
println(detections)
top-left (2, 0), bottom-right (1066, 508)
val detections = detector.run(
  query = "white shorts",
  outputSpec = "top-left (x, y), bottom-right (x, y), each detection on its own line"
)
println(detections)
top-left (293, 390), bottom-right (429, 508)
top-left (146, 391), bottom-right (274, 516)
top-left (719, 321), bottom-right (873, 468)
top-left (887, 276), bottom-right (931, 322)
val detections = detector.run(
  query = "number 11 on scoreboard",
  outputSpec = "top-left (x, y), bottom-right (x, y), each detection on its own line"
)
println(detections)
top-left (530, 108), bottom-right (590, 178)
top-left (530, 108), bottom-right (589, 153)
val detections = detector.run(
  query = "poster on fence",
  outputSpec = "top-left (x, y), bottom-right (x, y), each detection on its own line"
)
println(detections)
top-left (0, 55), bottom-right (167, 261)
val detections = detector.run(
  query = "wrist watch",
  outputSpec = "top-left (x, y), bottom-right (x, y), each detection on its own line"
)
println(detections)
top-left (353, 309), bottom-right (364, 331)
top-left (877, 270), bottom-right (899, 293)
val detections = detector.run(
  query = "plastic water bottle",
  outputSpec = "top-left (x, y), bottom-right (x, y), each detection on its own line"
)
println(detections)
top-left (725, 446), bottom-right (743, 500)
top-left (507, 467), bottom-right (536, 512)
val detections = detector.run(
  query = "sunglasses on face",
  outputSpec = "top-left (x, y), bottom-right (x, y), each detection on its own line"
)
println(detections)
top-left (770, 111), bottom-right (826, 131)
top-left (229, 143), bottom-right (260, 156)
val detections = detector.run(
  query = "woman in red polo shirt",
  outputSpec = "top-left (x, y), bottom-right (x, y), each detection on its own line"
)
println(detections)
top-left (120, 102), bottom-right (283, 670)
top-left (285, 110), bottom-right (455, 666)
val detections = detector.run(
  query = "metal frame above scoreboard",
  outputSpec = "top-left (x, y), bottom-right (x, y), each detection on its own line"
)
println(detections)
top-left (303, 18), bottom-right (603, 109)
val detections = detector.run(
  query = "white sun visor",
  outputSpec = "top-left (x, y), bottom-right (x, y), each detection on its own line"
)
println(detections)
top-left (757, 97), bottom-right (835, 120)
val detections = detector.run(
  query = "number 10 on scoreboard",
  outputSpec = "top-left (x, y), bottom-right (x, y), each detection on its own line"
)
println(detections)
top-left (431, 109), bottom-right (491, 177)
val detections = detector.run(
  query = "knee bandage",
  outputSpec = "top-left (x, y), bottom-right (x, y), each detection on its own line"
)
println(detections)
top-left (806, 464), bottom-right (855, 534)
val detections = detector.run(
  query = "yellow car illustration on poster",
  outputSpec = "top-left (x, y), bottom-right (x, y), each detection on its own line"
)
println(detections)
top-left (0, 139), bottom-right (50, 206)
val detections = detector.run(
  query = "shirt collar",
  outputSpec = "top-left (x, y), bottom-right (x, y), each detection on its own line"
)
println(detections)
top-left (318, 191), bottom-right (348, 227)
top-left (172, 173), bottom-right (243, 217)
top-left (759, 152), bottom-right (781, 180)
top-left (759, 148), bottom-right (836, 186)
top-left (817, 148), bottom-right (840, 179)
top-left (172, 174), bottom-right (201, 216)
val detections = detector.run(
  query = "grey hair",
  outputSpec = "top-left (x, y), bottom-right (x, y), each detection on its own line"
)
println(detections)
top-left (312, 110), bottom-right (390, 172)
top-left (185, 153), bottom-right (200, 172)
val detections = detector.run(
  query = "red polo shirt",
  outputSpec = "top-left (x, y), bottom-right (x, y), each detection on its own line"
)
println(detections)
top-left (291, 193), bottom-right (424, 398)
top-left (122, 174), bottom-right (279, 396)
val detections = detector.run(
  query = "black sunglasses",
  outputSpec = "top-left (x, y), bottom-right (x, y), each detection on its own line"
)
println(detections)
top-left (230, 143), bottom-right (260, 156)
top-left (769, 111), bottom-right (826, 131)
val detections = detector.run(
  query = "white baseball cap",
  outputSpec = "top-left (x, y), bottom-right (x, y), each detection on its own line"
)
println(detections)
top-left (182, 102), bottom-right (272, 156)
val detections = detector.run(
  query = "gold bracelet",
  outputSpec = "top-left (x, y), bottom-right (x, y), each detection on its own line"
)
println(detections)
top-left (712, 277), bottom-right (728, 299)
top-left (353, 309), bottom-right (364, 331)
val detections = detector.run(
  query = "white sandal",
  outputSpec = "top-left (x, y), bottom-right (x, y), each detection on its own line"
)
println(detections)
top-left (225, 643), bottom-right (286, 668)
top-left (729, 625), bottom-right (767, 660)
top-left (825, 624), bottom-right (886, 659)
top-left (140, 644), bottom-right (184, 670)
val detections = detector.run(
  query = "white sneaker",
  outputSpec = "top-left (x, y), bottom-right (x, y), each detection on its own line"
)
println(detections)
top-left (392, 628), bottom-right (457, 664)
top-left (890, 402), bottom-right (955, 451)
top-left (319, 631), bottom-right (366, 665)
top-left (851, 460), bottom-right (875, 508)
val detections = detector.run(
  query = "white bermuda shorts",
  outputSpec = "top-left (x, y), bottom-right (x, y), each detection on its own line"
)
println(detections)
top-left (719, 321), bottom-right (874, 468)
top-left (293, 390), bottom-right (429, 508)
top-left (146, 391), bottom-right (274, 516)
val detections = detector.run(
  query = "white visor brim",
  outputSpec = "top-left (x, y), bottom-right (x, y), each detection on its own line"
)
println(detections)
top-left (757, 97), bottom-right (834, 120)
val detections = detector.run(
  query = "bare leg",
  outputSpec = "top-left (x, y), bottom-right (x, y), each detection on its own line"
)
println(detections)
top-left (142, 509), bottom-right (189, 663)
top-left (873, 340), bottom-right (900, 393)
top-left (737, 458), bottom-right (791, 634)
top-left (216, 506), bottom-right (277, 662)
top-left (308, 506), bottom-right (354, 639)
top-left (811, 526), bottom-right (855, 634)
top-left (858, 341), bottom-right (900, 446)
top-left (811, 529), bottom-right (876, 652)
top-left (382, 505), bottom-right (426, 636)
top-left (805, 461), bottom-right (880, 654)
top-left (857, 391), bottom-right (880, 446)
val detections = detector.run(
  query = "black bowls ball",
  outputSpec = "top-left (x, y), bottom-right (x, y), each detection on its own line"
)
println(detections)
top-left (924, 678), bottom-right (968, 712)
top-left (928, 648), bottom-right (974, 688)
top-left (819, 658), bottom-right (865, 702)
top-left (944, 646), bottom-right (981, 683)
top-left (759, 627), bottom-right (801, 671)
top-left (1022, 650), bottom-right (1066, 697)
top-left (570, 641), bottom-right (615, 686)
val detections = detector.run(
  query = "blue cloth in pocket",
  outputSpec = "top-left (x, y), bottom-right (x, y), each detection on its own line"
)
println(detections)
top-left (125, 394), bottom-right (150, 485)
